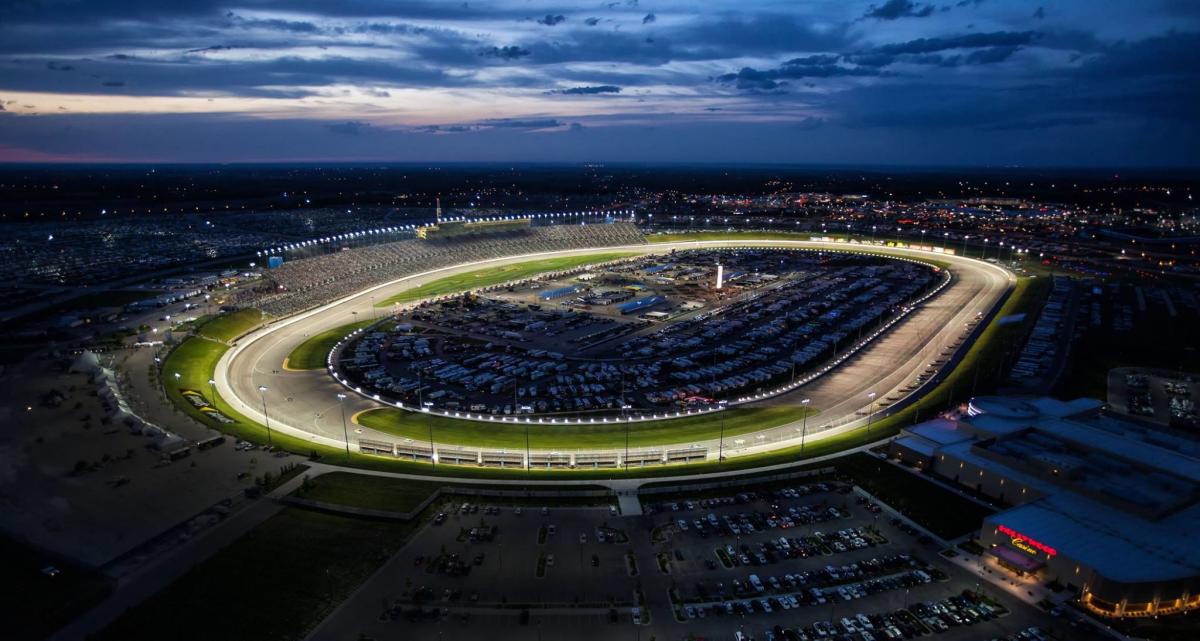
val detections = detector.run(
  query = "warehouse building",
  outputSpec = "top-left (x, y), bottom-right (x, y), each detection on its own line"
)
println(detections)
top-left (890, 396), bottom-right (1200, 619)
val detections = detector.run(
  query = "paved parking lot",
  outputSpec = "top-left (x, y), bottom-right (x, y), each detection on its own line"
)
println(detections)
top-left (308, 484), bottom-right (1104, 641)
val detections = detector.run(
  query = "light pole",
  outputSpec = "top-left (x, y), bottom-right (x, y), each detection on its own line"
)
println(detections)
top-left (622, 403), bottom-right (633, 471)
top-left (520, 404), bottom-right (533, 471)
top-left (258, 385), bottom-right (273, 447)
top-left (208, 378), bottom-right (218, 415)
top-left (865, 391), bottom-right (877, 441)
top-left (423, 401), bottom-right (435, 467)
top-left (800, 399), bottom-right (811, 456)
top-left (961, 235), bottom-right (969, 256)
top-left (337, 393), bottom-right (350, 462)
top-left (717, 400), bottom-right (729, 463)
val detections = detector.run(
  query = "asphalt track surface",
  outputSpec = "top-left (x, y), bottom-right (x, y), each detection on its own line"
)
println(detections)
top-left (214, 240), bottom-right (1013, 466)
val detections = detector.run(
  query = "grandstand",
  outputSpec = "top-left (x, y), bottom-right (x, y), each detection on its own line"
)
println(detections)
top-left (247, 222), bottom-right (646, 317)
top-left (415, 218), bottom-right (532, 239)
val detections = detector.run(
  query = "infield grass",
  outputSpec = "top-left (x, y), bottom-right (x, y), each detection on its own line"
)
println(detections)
top-left (285, 318), bottom-right (376, 370)
top-left (374, 252), bottom-right (637, 306)
top-left (356, 405), bottom-right (818, 450)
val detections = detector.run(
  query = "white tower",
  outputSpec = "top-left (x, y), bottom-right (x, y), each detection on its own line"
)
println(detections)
top-left (435, 197), bottom-right (442, 224)
top-left (716, 263), bottom-right (724, 290)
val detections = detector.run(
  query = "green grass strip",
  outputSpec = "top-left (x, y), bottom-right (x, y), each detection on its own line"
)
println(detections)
top-left (285, 319), bottom-right (376, 370)
top-left (356, 405), bottom-right (817, 450)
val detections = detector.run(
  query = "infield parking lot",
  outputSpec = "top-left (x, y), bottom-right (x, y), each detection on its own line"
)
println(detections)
top-left (308, 479), bottom-right (1103, 641)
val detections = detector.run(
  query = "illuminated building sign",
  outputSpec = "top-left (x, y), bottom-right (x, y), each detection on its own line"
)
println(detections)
top-left (998, 524), bottom-right (1057, 556)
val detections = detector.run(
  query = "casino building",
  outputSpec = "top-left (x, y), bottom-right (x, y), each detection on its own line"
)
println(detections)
top-left (889, 396), bottom-right (1200, 618)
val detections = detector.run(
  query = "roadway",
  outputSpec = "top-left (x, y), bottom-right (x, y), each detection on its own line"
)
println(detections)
top-left (213, 240), bottom-right (1014, 469)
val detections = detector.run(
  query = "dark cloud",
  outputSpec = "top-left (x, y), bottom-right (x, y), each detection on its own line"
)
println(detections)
top-left (716, 58), bottom-right (881, 92)
top-left (584, 17), bottom-right (600, 26)
top-left (480, 118), bottom-right (566, 129)
top-left (185, 45), bottom-right (236, 54)
top-left (479, 45), bottom-right (530, 60)
top-left (536, 14), bottom-right (566, 27)
top-left (549, 85), bottom-right (621, 95)
top-left (233, 16), bottom-right (321, 33)
top-left (642, 13), bottom-right (656, 24)
top-left (46, 61), bottom-right (75, 71)
top-left (873, 31), bottom-right (1038, 55)
top-left (1, 54), bottom-right (456, 97)
top-left (325, 120), bottom-right (372, 135)
top-left (1032, 7), bottom-right (1045, 19)
top-left (864, 1), bottom-right (935, 20)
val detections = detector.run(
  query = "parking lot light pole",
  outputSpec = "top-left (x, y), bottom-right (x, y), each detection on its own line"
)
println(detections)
top-left (519, 404), bottom-right (533, 470)
top-left (717, 400), bottom-right (729, 463)
top-left (800, 398), bottom-right (811, 456)
top-left (337, 393), bottom-right (350, 462)
top-left (208, 378), bottom-right (218, 415)
top-left (423, 401), bottom-right (435, 468)
top-left (258, 385), bottom-right (273, 447)
top-left (866, 391), bottom-right (878, 440)
top-left (622, 403), bottom-right (633, 471)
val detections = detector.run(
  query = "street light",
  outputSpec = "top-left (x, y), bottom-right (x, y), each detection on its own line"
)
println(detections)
top-left (337, 393), bottom-right (351, 462)
top-left (258, 385), bottom-right (273, 447)
top-left (800, 399), bottom-right (811, 456)
top-left (208, 378), bottom-right (218, 415)
top-left (866, 392), bottom-right (878, 440)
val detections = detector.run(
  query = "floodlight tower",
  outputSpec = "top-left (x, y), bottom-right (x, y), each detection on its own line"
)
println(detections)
top-left (716, 262), bottom-right (724, 290)
top-left (435, 197), bottom-right (442, 224)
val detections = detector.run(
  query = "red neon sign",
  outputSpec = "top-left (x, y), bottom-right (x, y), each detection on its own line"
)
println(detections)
top-left (997, 524), bottom-right (1057, 556)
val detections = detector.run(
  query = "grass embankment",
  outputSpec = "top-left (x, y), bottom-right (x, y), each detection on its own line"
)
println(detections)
top-left (357, 405), bottom-right (817, 450)
top-left (292, 472), bottom-right (612, 512)
top-left (162, 336), bottom-right (347, 459)
top-left (92, 508), bottom-right (413, 641)
top-left (160, 278), bottom-right (1044, 480)
top-left (197, 308), bottom-right (263, 343)
top-left (374, 252), bottom-right (637, 307)
top-left (285, 319), bottom-right (376, 370)
top-left (293, 474), bottom-right (449, 512)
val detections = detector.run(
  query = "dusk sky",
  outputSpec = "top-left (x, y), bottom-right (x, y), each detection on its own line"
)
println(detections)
top-left (0, 0), bottom-right (1198, 166)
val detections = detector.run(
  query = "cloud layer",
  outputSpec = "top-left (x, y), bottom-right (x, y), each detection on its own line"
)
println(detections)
top-left (0, 0), bottom-right (1197, 165)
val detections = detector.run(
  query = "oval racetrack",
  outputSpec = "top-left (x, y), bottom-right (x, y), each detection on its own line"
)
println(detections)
top-left (214, 240), bottom-right (1014, 469)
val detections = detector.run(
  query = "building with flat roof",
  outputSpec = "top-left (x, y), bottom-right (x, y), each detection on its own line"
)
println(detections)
top-left (889, 396), bottom-right (1200, 619)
